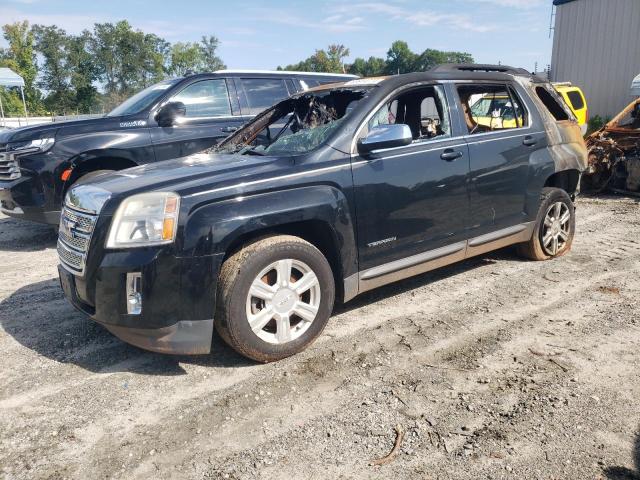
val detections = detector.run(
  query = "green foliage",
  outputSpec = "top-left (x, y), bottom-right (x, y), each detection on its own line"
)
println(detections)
top-left (0, 21), bottom-right (473, 117)
top-left (290, 41), bottom-right (473, 78)
top-left (0, 21), bottom-right (44, 115)
top-left (0, 20), bottom-right (226, 115)
top-left (349, 41), bottom-right (474, 77)
top-left (587, 115), bottom-right (611, 135)
top-left (281, 44), bottom-right (350, 73)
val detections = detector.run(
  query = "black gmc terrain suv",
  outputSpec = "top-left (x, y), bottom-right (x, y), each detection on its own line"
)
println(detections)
top-left (57, 65), bottom-right (588, 362)
top-left (0, 70), bottom-right (355, 224)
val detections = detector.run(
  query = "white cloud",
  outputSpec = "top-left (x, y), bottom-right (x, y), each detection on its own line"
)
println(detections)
top-left (249, 8), bottom-right (367, 33)
top-left (471, 0), bottom-right (548, 8)
top-left (0, 7), bottom-right (103, 33)
top-left (331, 2), bottom-right (500, 33)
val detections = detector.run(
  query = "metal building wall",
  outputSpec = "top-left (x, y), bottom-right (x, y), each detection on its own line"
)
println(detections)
top-left (551, 0), bottom-right (640, 119)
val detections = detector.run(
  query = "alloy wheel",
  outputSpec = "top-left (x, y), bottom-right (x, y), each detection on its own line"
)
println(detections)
top-left (541, 201), bottom-right (571, 256)
top-left (245, 258), bottom-right (321, 344)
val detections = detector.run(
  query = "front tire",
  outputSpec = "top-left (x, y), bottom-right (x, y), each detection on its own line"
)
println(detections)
top-left (215, 235), bottom-right (335, 363)
top-left (518, 187), bottom-right (575, 261)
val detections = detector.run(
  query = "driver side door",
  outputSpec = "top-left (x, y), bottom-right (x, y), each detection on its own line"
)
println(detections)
top-left (150, 78), bottom-right (245, 161)
top-left (351, 83), bottom-right (470, 275)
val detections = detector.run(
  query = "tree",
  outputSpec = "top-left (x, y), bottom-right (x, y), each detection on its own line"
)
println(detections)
top-left (414, 48), bottom-right (474, 71)
top-left (67, 31), bottom-right (99, 112)
top-left (0, 21), bottom-right (43, 115)
top-left (348, 56), bottom-right (385, 77)
top-left (385, 40), bottom-right (417, 75)
top-left (280, 44), bottom-right (350, 73)
top-left (33, 24), bottom-right (74, 113)
top-left (169, 41), bottom-right (205, 76)
top-left (200, 35), bottom-right (225, 72)
top-left (327, 44), bottom-right (350, 73)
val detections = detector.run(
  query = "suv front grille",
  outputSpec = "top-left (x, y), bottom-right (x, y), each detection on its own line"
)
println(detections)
top-left (57, 206), bottom-right (98, 276)
top-left (0, 152), bottom-right (21, 180)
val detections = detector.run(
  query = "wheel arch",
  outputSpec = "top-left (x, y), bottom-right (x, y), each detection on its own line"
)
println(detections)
top-left (182, 185), bottom-right (359, 304)
top-left (544, 169), bottom-right (581, 197)
top-left (63, 153), bottom-right (139, 193)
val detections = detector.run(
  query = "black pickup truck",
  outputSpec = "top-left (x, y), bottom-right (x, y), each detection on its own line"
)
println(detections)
top-left (57, 65), bottom-right (587, 362)
top-left (0, 70), bottom-right (356, 224)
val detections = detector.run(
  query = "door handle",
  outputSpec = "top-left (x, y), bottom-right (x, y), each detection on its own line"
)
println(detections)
top-left (440, 149), bottom-right (463, 162)
top-left (523, 136), bottom-right (537, 147)
top-left (221, 126), bottom-right (239, 133)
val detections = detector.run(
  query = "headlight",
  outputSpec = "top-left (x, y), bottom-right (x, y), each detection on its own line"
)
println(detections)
top-left (106, 192), bottom-right (180, 249)
top-left (11, 137), bottom-right (55, 153)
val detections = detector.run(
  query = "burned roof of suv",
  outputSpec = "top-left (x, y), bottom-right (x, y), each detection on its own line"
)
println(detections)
top-left (308, 64), bottom-right (545, 95)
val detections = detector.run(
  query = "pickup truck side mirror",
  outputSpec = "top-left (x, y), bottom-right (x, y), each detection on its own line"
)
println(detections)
top-left (357, 124), bottom-right (413, 155)
top-left (155, 101), bottom-right (186, 127)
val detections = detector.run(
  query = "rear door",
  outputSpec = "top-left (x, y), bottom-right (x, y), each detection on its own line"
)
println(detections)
top-left (150, 77), bottom-right (244, 162)
top-left (455, 82), bottom-right (545, 238)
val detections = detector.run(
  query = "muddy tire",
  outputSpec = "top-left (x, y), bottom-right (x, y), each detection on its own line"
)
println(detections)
top-left (215, 235), bottom-right (335, 363)
top-left (517, 187), bottom-right (576, 261)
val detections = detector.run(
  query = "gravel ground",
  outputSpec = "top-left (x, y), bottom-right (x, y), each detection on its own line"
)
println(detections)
top-left (0, 195), bottom-right (639, 480)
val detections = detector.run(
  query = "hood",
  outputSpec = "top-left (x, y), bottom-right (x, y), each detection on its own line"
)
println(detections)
top-left (0, 115), bottom-right (123, 144)
top-left (78, 152), bottom-right (287, 213)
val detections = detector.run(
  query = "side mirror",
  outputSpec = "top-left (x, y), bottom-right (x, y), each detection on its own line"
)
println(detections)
top-left (155, 101), bottom-right (186, 127)
top-left (357, 124), bottom-right (413, 155)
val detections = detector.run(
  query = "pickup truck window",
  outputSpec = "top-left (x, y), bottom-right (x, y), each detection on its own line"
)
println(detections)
top-left (365, 85), bottom-right (451, 143)
top-left (215, 88), bottom-right (370, 156)
top-left (458, 84), bottom-right (528, 134)
top-left (106, 78), bottom-right (179, 117)
top-left (172, 79), bottom-right (232, 117)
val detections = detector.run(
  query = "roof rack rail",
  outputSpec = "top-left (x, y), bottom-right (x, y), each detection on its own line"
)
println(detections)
top-left (430, 64), bottom-right (532, 76)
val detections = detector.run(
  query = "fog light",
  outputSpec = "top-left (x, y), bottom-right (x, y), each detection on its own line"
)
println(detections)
top-left (126, 272), bottom-right (142, 315)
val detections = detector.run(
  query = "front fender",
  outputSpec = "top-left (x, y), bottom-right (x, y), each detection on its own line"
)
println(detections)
top-left (181, 185), bottom-right (358, 278)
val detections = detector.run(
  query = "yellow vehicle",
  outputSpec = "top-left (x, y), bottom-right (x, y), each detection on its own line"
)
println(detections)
top-left (469, 94), bottom-right (523, 130)
top-left (469, 84), bottom-right (588, 133)
top-left (553, 82), bottom-right (588, 132)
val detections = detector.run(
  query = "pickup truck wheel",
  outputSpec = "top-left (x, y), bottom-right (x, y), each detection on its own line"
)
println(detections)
top-left (517, 187), bottom-right (575, 261)
top-left (215, 235), bottom-right (335, 363)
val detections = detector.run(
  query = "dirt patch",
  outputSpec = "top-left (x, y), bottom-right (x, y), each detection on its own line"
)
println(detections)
top-left (1, 195), bottom-right (639, 479)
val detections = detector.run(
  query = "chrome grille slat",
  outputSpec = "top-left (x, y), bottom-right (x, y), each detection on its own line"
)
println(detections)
top-left (57, 206), bottom-right (98, 276)
top-left (57, 241), bottom-right (83, 272)
top-left (58, 229), bottom-right (89, 251)
top-left (0, 152), bottom-right (20, 181)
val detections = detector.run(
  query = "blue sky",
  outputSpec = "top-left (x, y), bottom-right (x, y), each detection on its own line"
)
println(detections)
top-left (1, 0), bottom-right (555, 72)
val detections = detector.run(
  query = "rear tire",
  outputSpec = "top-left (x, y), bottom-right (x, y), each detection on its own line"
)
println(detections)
top-left (517, 187), bottom-right (575, 261)
top-left (215, 235), bottom-right (335, 363)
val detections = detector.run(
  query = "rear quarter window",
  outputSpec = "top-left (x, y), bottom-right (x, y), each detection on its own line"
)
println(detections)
top-left (566, 90), bottom-right (585, 110)
top-left (536, 86), bottom-right (570, 121)
top-left (240, 78), bottom-right (290, 115)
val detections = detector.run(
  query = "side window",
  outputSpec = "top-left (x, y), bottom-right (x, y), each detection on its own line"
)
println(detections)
top-left (172, 79), bottom-right (232, 118)
top-left (458, 84), bottom-right (528, 134)
top-left (365, 85), bottom-right (451, 143)
top-left (566, 90), bottom-right (585, 111)
top-left (240, 78), bottom-right (290, 115)
top-left (536, 86), bottom-right (570, 121)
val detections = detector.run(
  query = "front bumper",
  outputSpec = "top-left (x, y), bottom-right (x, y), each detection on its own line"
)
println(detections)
top-left (58, 247), bottom-right (224, 355)
top-left (0, 176), bottom-right (60, 224)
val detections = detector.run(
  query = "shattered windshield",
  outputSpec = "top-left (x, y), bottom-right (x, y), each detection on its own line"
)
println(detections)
top-left (214, 88), bottom-right (370, 156)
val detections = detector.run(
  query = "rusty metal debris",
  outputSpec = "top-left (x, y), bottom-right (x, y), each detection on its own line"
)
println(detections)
top-left (582, 98), bottom-right (640, 193)
top-left (370, 424), bottom-right (405, 466)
